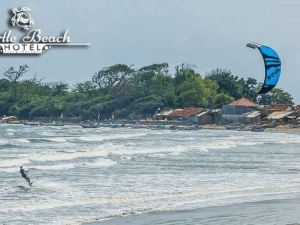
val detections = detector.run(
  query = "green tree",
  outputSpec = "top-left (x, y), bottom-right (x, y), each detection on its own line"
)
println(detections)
top-left (175, 64), bottom-right (229, 108)
top-left (0, 63), bottom-right (294, 120)
top-left (207, 69), bottom-right (245, 99)
top-left (3, 65), bottom-right (29, 101)
top-left (132, 63), bottom-right (175, 107)
top-left (74, 81), bottom-right (97, 93)
top-left (129, 95), bottom-right (163, 117)
top-left (92, 64), bottom-right (135, 95)
top-left (50, 82), bottom-right (69, 96)
top-left (258, 88), bottom-right (294, 105)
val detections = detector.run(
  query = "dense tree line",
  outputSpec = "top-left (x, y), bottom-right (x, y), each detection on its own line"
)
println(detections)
top-left (0, 63), bottom-right (294, 120)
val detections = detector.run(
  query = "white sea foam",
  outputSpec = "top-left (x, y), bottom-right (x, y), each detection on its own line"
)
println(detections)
top-left (84, 158), bottom-right (117, 168)
top-left (14, 138), bottom-right (31, 143)
top-left (0, 139), bottom-right (8, 145)
top-left (5, 128), bottom-right (16, 132)
top-left (78, 133), bottom-right (147, 142)
top-left (190, 140), bottom-right (237, 152)
top-left (32, 163), bottom-right (75, 171)
top-left (239, 141), bottom-right (258, 146)
top-left (30, 149), bottom-right (109, 162)
top-left (2, 180), bottom-right (300, 214)
top-left (1, 131), bottom-right (298, 171)
top-left (0, 149), bottom-right (108, 169)
top-left (1, 163), bottom-right (75, 173)
top-left (6, 128), bottom-right (16, 136)
top-left (184, 137), bottom-right (196, 140)
top-left (102, 144), bottom-right (189, 156)
top-left (223, 135), bottom-right (244, 140)
top-left (28, 137), bottom-right (70, 143)
top-left (0, 138), bottom-right (30, 145)
top-left (0, 158), bottom-right (30, 168)
top-left (0, 167), bottom-right (19, 173)
top-left (6, 132), bottom-right (15, 136)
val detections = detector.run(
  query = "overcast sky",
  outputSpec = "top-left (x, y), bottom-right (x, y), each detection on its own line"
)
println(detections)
top-left (0, 0), bottom-right (299, 102)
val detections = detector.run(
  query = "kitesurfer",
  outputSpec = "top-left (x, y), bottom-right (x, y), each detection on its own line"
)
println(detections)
top-left (20, 166), bottom-right (32, 186)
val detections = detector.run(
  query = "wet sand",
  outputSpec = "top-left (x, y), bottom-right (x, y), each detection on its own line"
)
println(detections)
top-left (85, 197), bottom-right (300, 225)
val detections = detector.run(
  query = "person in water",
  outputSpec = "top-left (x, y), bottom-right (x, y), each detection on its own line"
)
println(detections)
top-left (20, 166), bottom-right (32, 186)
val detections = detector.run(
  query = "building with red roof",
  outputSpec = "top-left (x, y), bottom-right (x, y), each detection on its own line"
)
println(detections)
top-left (168, 108), bottom-right (205, 117)
top-left (222, 97), bottom-right (258, 124)
top-left (228, 97), bottom-right (257, 107)
top-left (155, 108), bottom-right (217, 124)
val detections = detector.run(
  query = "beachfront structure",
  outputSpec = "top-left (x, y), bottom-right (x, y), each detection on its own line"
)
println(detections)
top-left (262, 102), bottom-right (300, 124)
top-left (260, 104), bottom-right (298, 125)
top-left (167, 108), bottom-right (207, 124)
top-left (266, 111), bottom-right (297, 124)
top-left (155, 108), bottom-right (218, 125)
top-left (0, 116), bottom-right (17, 123)
top-left (154, 110), bottom-right (173, 120)
top-left (222, 97), bottom-right (258, 124)
top-left (154, 100), bottom-right (300, 126)
top-left (244, 111), bottom-right (262, 124)
top-left (263, 104), bottom-right (294, 113)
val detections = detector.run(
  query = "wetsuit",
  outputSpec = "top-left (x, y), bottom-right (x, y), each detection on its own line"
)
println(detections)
top-left (20, 168), bottom-right (27, 178)
top-left (20, 167), bottom-right (31, 186)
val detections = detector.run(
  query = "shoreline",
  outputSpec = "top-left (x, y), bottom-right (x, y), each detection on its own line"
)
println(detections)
top-left (0, 120), bottom-right (300, 133)
top-left (1, 120), bottom-right (300, 133)
top-left (83, 197), bottom-right (300, 225)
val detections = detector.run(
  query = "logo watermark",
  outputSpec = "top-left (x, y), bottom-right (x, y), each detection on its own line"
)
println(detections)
top-left (11, 7), bottom-right (34, 30)
top-left (0, 7), bottom-right (89, 55)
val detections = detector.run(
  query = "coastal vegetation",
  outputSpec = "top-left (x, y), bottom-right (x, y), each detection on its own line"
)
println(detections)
top-left (0, 64), bottom-right (294, 120)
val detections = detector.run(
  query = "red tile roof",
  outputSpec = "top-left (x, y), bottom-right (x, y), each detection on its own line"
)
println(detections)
top-left (228, 97), bottom-right (257, 107)
top-left (169, 108), bottom-right (205, 117)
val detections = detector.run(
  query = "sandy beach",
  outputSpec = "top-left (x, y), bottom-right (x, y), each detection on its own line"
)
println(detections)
top-left (85, 197), bottom-right (300, 225)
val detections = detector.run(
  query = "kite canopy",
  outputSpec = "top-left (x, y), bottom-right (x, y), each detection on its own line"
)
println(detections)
top-left (247, 43), bottom-right (281, 95)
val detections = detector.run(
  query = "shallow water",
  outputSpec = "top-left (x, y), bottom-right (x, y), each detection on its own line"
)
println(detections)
top-left (1, 124), bottom-right (300, 224)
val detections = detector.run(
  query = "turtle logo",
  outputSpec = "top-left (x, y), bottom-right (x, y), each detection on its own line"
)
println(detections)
top-left (11, 7), bottom-right (34, 30)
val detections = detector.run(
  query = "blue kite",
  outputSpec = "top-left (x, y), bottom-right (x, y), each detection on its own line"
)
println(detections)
top-left (247, 43), bottom-right (281, 94)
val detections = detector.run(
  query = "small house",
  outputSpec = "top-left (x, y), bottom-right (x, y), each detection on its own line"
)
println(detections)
top-left (168, 108), bottom-right (206, 124)
top-left (222, 97), bottom-right (258, 124)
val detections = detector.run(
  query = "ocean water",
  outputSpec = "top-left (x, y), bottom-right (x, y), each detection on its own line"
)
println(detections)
top-left (1, 124), bottom-right (300, 225)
